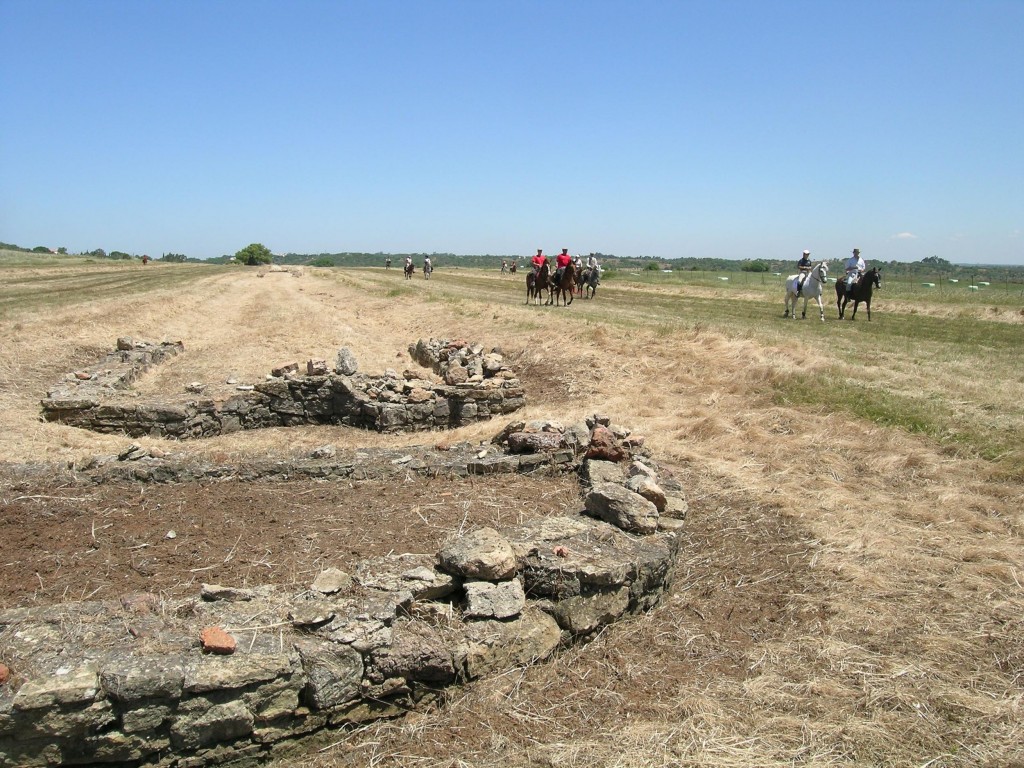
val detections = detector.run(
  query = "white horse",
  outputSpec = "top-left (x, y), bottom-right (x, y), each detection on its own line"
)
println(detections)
top-left (784, 261), bottom-right (829, 321)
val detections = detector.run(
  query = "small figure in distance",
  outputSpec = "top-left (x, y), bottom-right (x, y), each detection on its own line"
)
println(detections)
top-left (796, 250), bottom-right (812, 295)
top-left (385, 257), bottom-right (392, 270)
top-left (844, 248), bottom-right (866, 295)
top-left (501, 259), bottom-right (507, 274)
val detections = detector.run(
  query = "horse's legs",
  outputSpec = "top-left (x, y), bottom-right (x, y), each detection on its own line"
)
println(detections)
top-left (816, 294), bottom-right (825, 321)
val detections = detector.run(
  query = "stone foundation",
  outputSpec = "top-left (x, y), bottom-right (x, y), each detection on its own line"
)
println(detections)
top-left (40, 339), bottom-right (525, 438)
top-left (0, 417), bottom-right (689, 768)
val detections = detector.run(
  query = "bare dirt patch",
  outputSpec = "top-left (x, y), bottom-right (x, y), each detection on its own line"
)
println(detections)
top-left (0, 473), bottom-right (582, 609)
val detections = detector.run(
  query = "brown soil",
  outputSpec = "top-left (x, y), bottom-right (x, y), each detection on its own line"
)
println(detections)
top-left (0, 473), bottom-right (583, 608)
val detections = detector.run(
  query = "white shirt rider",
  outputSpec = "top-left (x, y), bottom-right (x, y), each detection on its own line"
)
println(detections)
top-left (587, 255), bottom-right (598, 271)
top-left (845, 249), bottom-right (865, 286)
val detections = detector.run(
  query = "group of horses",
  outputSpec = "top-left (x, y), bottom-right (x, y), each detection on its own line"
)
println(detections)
top-left (525, 262), bottom-right (600, 306)
top-left (401, 261), bottom-right (431, 280)
top-left (784, 261), bottom-right (882, 321)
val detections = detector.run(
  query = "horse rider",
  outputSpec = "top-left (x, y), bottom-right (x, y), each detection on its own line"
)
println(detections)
top-left (572, 253), bottom-right (583, 275)
top-left (501, 259), bottom-right (507, 274)
top-left (424, 256), bottom-right (432, 274)
top-left (554, 248), bottom-right (572, 284)
top-left (404, 255), bottom-right (413, 272)
top-left (795, 250), bottom-right (813, 295)
top-left (531, 249), bottom-right (547, 276)
top-left (587, 253), bottom-right (599, 272)
top-left (385, 257), bottom-right (392, 270)
top-left (844, 248), bottom-right (866, 295)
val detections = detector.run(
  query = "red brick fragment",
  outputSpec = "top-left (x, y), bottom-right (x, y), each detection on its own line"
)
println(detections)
top-left (200, 626), bottom-right (237, 654)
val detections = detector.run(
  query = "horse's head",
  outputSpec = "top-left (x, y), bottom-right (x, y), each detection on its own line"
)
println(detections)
top-left (818, 261), bottom-right (829, 279)
top-left (872, 268), bottom-right (882, 288)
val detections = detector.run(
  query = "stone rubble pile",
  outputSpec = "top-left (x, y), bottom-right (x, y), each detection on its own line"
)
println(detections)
top-left (40, 339), bottom-right (526, 438)
top-left (0, 416), bottom-right (689, 768)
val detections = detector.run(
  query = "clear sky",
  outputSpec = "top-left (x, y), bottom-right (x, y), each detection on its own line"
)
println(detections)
top-left (1, 0), bottom-right (1021, 264)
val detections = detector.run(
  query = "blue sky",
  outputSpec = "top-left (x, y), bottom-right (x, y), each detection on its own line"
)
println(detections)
top-left (2, 1), bottom-right (1021, 264)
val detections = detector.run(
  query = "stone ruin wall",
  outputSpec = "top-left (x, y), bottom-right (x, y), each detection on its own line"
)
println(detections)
top-left (3, 339), bottom-right (693, 768)
top-left (39, 338), bottom-right (525, 438)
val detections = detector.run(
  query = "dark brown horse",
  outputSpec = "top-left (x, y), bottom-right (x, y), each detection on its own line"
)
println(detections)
top-left (526, 261), bottom-right (550, 304)
top-left (549, 262), bottom-right (575, 306)
top-left (404, 261), bottom-right (415, 279)
top-left (836, 267), bottom-right (881, 320)
top-left (509, 261), bottom-right (517, 275)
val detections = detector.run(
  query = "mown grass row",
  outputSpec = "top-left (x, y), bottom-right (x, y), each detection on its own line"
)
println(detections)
top-left (0, 261), bottom-right (231, 317)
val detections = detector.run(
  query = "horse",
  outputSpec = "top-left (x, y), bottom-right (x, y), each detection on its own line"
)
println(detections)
top-left (526, 261), bottom-right (550, 304)
top-left (783, 261), bottom-right (829, 321)
top-left (548, 262), bottom-right (575, 306)
top-left (509, 262), bottom-right (517, 275)
top-left (580, 266), bottom-right (600, 299)
top-left (837, 266), bottom-right (881, 320)
top-left (385, 258), bottom-right (392, 270)
top-left (423, 261), bottom-right (433, 280)
top-left (404, 261), bottom-right (414, 280)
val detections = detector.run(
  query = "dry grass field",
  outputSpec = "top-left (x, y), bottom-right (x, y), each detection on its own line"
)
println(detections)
top-left (1, 255), bottom-right (1022, 767)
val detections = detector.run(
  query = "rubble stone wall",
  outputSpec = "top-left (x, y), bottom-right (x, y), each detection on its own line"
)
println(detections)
top-left (40, 339), bottom-right (525, 438)
top-left (0, 418), bottom-right (689, 768)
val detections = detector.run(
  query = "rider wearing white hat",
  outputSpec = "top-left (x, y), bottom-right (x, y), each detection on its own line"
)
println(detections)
top-left (796, 250), bottom-right (813, 295)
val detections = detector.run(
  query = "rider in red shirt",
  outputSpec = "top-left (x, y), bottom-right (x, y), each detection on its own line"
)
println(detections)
top-left (554, 248), bottom-right (572, 282)
top-left (531, 249), bottom-right (547, 274)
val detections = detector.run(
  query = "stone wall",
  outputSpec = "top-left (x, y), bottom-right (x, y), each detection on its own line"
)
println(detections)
top-left (0, 417), bottom-right (689, 768)
top-left (40, 339), bottom-right (525, 438)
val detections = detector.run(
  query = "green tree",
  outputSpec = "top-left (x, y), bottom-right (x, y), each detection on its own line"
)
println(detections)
top-left (741, 259), bottom-right (770, 272)
top-left (235, 243), bottom-right (273, 265)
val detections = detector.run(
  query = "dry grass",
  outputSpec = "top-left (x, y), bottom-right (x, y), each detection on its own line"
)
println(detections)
top-left (1, 261), bottom-right (1022, 766)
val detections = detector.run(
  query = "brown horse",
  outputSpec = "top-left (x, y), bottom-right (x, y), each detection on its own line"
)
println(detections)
top-left (549, 262), bottom-right (575, 306)
top-left (836, 267), bottom-right (881, 320)
top-left (404, 261), bottom-right (414, 280)
top-left (526, 261), bottom-right (549, 304)
top-left (509, 261), bottom-right (517, 275)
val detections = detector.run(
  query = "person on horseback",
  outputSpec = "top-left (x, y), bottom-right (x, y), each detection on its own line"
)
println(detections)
top-left (573, 253), bottom-right (583, 273)
top-left (501, 260), bottom-right (507, 274)
top-left (554, 248), bottom-right (572, 283)
top-left (796, 250), bottom-right (812, 295)
top-left (424, 256), bottom-right (432, 275)
top-left (844, 248), bottom-right (865, 295)
top-left (587, 253), bottom-right (599, 271)
top-left (404, 255), bottom-right (413, 270)
top-left (531, 249), bottom-right (547, 276)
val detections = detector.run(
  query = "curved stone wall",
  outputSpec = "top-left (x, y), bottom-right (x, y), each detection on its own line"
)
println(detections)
top-left (0, 417), bottom-right (690, 768)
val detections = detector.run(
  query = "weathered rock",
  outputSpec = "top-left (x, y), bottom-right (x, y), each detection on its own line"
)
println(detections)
top-left (201, 584), bottom-right (257, 602)
top-left (296, 642), bottom-right (363, 710)
top-left (335, 347), bottom-right (359, 375)
top-left (311, 568), bottom-right (352, 595)
top-left (116, 337), bottom-right (134, 351)
top-left (544, 587), bottom-right (631, 634)
top-left (461, 606), bottom-right (561, 679)
top-left (169, 699), bottom-right (254, 751)
top-left (100, 653), bottom-right (185, 702)
top-left (437, 528), bottom-right (517, 581)
top-left (664, 495), bottom-right (689, 519)
top-left (584, 483), bottom-right (659, 534)
top-left (271, 362), bottom-right (299, 377)
top-left (370, 621), bottom-right (456, 684)
top-left (12, 663), bottom-right (99, 710)
top-left (306, 359), bottom-right (328, 376)
top-left (463, 578), bottom-right (526, 619)
top-left (581, 458), bottom-right (626, 486)
top-left (625, 474), bottom-right (667, 513)
top-left (507, 431), bottom-right (566, 454)
top-left (444, 364), bottom-right (468, 385)
top-left (586, 426), bottom-right (627, 462)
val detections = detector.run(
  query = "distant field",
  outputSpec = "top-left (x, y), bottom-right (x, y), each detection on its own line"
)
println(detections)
top-left (2, 258), bottom-right (1022, 767)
